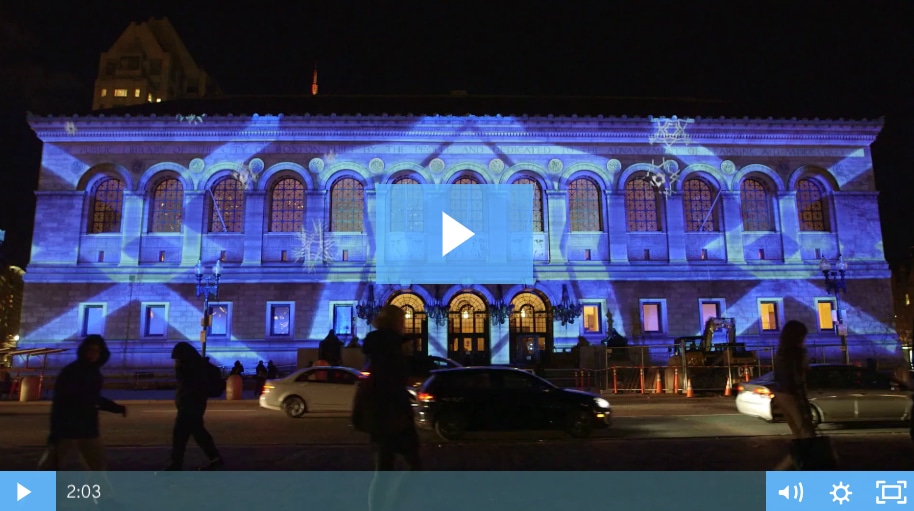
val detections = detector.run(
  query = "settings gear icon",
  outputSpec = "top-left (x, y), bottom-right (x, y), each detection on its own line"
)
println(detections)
top-left (831, 481), bottom-right (852, 505)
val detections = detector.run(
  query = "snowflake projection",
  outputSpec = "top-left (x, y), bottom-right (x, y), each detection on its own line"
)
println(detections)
top-left (64, 122), bottom-right (77, 135)
top-left (231, 164), bottom-right (258, 190)
top-left (648, 116), bottom-right (693, 150)
top-left (293, 220), bottom-right (337, 272)
top-left (642, 158), bottom-right (682, 198)
top-left (176, 113), bottom-right (206, 125)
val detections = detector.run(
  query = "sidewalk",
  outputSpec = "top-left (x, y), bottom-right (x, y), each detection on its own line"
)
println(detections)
top-left (0, 389), bottom-right (265, 405)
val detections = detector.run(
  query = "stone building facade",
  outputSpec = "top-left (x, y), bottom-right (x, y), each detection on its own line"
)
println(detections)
top-left (19, 105), bottom-right (899, 370)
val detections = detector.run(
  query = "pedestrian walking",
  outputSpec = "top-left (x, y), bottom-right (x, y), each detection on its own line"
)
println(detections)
top-left (254, 361), bottom-right (267, 398)
top-left (772, 320), bottom-right (833, 470)
top-left (354, 305), bottom-right (421, 471)
top-left (38, 335), bottom-right (127, 470)
top-left (319, 330), bottom-right (344, 366)
top-left (266, 360), bottom-right (279, 379)
top-left (165, 342), bottom-right (223, 471)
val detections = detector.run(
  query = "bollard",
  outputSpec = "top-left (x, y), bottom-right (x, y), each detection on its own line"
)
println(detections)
top-left (639, 368), bottom-right (645, 394)
top-left (19, 375), bottom-right (41, 402)
top-left (654, 371), bottom-right (662, 394)
top-left (225, 374), bottom-right (243, 400)
top-left (612, 367), bottom-right (618, 394)
top-left (724, 373), bottom-right (732, 396)
top-left (673, 368), bottom-right (679, 394)
top-left (686, 378), bottom-right (694, 398)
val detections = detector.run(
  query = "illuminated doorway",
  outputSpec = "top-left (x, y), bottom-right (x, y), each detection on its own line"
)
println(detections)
top-left (447, 292), bottom-right (489, 365)
top-left (389, 292), bottom-right (428, 355)
top-left (509, 291), bottom-right (553, 366)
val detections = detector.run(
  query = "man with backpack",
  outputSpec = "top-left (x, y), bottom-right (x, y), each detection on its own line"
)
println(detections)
top-left (165, 342), bottom-right (223, 471)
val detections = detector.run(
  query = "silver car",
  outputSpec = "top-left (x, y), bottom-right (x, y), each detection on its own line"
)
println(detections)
top-left (259, 366), bottom-right (366, 418)
top-left (736, 364), bottom-right (912, 424)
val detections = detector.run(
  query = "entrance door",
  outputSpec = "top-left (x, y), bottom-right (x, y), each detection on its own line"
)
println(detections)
top-left (509, 292), bottom-right (553, 366)
top-left (389, 293), bottom-right (429, 355)
top-left (447, 293), bottom-right (490, 364)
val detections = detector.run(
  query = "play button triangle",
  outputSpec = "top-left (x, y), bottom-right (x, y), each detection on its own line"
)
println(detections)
top-left (441, 212), bottom-right (475, 256)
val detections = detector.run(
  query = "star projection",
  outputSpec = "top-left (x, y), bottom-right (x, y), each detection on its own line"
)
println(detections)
top-left (648, 116), bottom-right (693, 150)
top-left (175, 113), bottom-right (206, 125)
top-left (294, 220), bottom-right (337, 272)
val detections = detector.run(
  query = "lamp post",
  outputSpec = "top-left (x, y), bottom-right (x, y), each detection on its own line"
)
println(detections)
top-left (819, 255), bottom-right (849, 364)
top-left (195, 259), bottom-right (223, 358)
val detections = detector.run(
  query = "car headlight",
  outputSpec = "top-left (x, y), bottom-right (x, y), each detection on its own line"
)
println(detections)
top-left (594, 398), bottom-right (611, 409)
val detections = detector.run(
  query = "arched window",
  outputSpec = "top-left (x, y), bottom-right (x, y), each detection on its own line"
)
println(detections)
top-left (739, 178), bottom-right (773, 231)
top-left (89, 178), bottom-right (125, 233)
top-left (391, 176), bottom-right (423, 232)
top-left (269, 177), bottom-right (305, 232)
top-left (330, 177), bottom-right (364, 232)
top-left (568, 177), bottom-right (602, 232)
top-left (449, 176), bottom-right (484, 231)
top-left (682, 177), bottom-right (720, 232)
top-left (208, 177), bottom-right (245, 233)
top-left (149, 178), bottom-right (184, 233)
top-left (512, 177), bottom-right (544, 232)
top-left (796, 178), bottom-right (829, 232)
top-left (625, 178), bottom-right (661, 232)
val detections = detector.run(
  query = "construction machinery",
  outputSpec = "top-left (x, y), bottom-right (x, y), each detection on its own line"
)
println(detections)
top-left (665, 318), bottom-right (758, 393)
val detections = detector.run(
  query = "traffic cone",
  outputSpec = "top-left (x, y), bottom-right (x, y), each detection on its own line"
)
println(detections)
top-left (686, 378), bottom-right (694, 398)
top-left (724, 374), bottom-right (732, 397)
top-left (654, 371), bottom-right (663, 394)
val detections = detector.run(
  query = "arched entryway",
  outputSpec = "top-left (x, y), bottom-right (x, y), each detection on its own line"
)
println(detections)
top-left (389, 292), bottom-right (428, 355)
top-left (509, 291), bottom-right (553, 366)
top-left (448, 292), bottom-right (490, 365)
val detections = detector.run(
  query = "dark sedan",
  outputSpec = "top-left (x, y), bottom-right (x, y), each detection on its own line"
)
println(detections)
top-left (414, 367), bottom-right (612, 440)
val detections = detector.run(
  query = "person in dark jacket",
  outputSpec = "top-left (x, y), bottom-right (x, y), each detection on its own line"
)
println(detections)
top-left (266, 360), bottom-right (279, 379)
top-left (38, 335), bottom-right (127, 470)
top-left (319, 330), bottom-right (344, 366)
top-left (772, 320), bottom-right (817, 470)
top-left (360, 306), bottom-right (420, 471)
top-left (165, 342), bottom-right (222, 471)
top-left (254, 361), bottom-right (267, 397)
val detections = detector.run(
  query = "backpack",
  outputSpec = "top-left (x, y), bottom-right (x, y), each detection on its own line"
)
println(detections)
top-left (204, 360), bottom-right (225, 398)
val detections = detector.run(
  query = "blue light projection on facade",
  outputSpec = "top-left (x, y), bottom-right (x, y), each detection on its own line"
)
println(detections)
top-left (17, 112), bottom-right (899, 371)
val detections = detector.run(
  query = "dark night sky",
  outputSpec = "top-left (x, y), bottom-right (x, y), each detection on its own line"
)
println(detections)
top-left (1, 1), bottom-right (912, 267)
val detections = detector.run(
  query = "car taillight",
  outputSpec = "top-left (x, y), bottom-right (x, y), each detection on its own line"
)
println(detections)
top-left (754, 387), bottom-right (774, 398)
top-left (416, 392), bottom-right (434, 402)
top-left (359, 371), bottom-right (370, 378)
top-left (263, 384), bottom-right (274, 393)
top-left (736, 385), bottom-right (744, 392)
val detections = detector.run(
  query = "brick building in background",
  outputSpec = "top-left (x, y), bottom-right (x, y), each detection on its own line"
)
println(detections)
top-left (17, 96), bottom-right (901, 370)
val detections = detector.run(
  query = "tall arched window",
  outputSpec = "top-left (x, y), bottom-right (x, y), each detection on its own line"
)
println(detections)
top-left (568, 177), bottom-right (602, 232)
top-left (512, 177), bottom-right (544, 231)
top-left (682, 177), bottom-right (720, 232)
top-left (449, 176), bottom-right (484, 231)
top-left (796, 178), bottom-right (829, 232)
top-left (625, 178), bottom-right (661, 232)
top-left (739, 178), bottom-right (773, 231)
top-left (391, 176), bottom-right (423, 232)
top-left (269, 177), bottom-right (305, 232)
top-left (89, 177), bottom-right (125, 233)
top-left (149, 177), bottom-right (184, 233)
top-left (208, 177), bottom-right (245, 233)
top-left (330, 177), bottom-right (364, 232)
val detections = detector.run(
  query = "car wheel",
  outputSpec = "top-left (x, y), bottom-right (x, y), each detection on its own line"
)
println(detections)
top-left (435, 412), bottom-right (467, 441)
top-left (283, 396), bottom-right (307, 418)
top-left (566, 409), bottom-right (594, 438)
top-left (809, 405), bottom-right (822, 426)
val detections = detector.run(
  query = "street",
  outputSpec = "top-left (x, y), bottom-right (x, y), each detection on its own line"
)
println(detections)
top-left (1, 397), bottom-right (911, 470)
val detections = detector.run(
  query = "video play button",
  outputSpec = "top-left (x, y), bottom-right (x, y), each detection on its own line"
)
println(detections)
top-left (441, 212), bottom-right (475, 257)
top-left (17, 483), bottom-right (30, 502)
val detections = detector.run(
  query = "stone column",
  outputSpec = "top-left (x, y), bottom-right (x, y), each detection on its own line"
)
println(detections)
top-left (305, 190), bottom-right (327, 230)
top-left (242, 191), bottom-right (265, 265)
top-left (778, 191), bottom-right (802, 263)
top-left (182, 191), bottom-right (206, 265)
top-left (545, 190), bottom-right (567, 263)
top-left (364, 189), bottom-right (377, 263)
top-left (119, 191), bottom-right (144, 266)
top-left (665, 195), bottom-right (687, 262)
top-left (606, 191), bottom-right (629, 263)
top-left (720, 192), bottom-right (745, 263)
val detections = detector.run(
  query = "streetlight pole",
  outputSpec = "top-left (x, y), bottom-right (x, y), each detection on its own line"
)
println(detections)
top-left (819, 255), bottom-right (849, 364)
top-left (195, 259), bottom-right (223, 358)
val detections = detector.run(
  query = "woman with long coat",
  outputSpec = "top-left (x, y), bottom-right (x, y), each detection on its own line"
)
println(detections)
top-left (773, 320), bottom-right (817, 470)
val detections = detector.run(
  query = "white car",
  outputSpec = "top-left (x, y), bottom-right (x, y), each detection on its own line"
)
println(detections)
top-left (259, 366), bottom-right (367, 418)
top-left (736, 364), bottom-right (911, 424)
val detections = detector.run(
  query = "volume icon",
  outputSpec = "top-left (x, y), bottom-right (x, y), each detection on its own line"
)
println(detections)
top-left (778, 483), bottom-right (804, 502)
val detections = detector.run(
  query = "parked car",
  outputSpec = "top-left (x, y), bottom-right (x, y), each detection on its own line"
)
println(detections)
top-left (259, 366), bottom-right (367, 418)
top-left (413, 366), bottom-right (612, 440)
top-left (735, 364), bottom-right (912, 424)
top-left (407, 355), bottom-right (462, 387)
